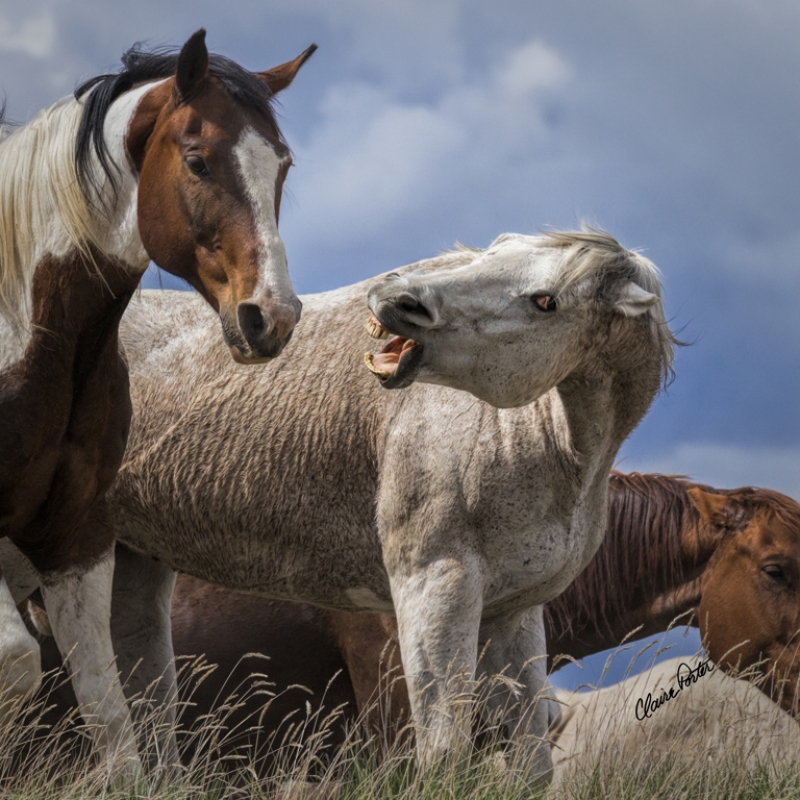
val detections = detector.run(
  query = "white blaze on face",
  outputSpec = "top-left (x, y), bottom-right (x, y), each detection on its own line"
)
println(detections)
top-left (233, 127), bottom-right (293, 300)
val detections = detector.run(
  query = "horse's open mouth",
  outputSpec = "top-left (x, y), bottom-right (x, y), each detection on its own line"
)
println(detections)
top-left (364, 314), bottom-right (423, 389)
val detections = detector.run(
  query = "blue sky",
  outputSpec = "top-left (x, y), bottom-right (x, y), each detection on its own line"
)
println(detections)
top-left (2, 1), bottom-right (797, 497)
top-left (3, 0), bottom-right (795, 687)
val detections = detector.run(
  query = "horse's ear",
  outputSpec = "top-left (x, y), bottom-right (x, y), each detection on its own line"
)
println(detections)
top-left (687, 488), bottom-right (730, 527)
top-left (174, 28), bottom-right (210, 102)
top-left (257, 44), bottom-right (317, 95)
top-left (614, 281), bottom-right (658, 317)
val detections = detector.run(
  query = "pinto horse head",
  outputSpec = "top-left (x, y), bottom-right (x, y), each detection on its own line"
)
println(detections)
top-left (688, 486), bottom-right (800, 716)
top-left (79, 30), bottom-right (314, 362)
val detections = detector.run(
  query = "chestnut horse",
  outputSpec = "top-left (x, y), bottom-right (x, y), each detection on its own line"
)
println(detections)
top-left (0, 29), bottom-right (312, 771)
top-left (20, 471), bottom-right (800, 771)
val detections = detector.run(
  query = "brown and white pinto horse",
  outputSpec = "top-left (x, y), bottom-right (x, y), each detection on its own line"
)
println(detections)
top-left (0, 29), bottom-right (312, 772)
top-left (21, 472), bottom-right (800, 771)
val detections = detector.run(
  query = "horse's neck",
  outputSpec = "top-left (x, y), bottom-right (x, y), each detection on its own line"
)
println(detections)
top-left (556, 351), bottom-right (663, 461)
top-left (2, 82), bottom-right (158, 382)
top-left (546, 476), bottom-right (713, 665)
top-left (18, 250), bottom-right (137, 387)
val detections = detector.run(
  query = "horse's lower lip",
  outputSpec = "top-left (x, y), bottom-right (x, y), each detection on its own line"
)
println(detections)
top-left (383, 345), bottom-right (423, 389)
top-left (229, 346), bottom-right (274, 365)
top-left (364, 339), bottom-right (424, 389)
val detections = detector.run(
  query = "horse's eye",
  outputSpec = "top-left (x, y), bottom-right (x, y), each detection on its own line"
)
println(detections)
top-left (532, 294), bottom-right (557, 312)
top-left (186, 155), bottom-right (210, 177)
top-left (763, 564), bottom-right (789, 584)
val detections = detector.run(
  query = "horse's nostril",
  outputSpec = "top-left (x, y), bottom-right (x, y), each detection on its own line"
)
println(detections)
top-left (238, 302), bottom-right (268, 339)
top-left (397, 292), bottom-right (432, 321)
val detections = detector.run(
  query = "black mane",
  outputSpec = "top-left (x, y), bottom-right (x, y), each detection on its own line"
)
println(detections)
top-left (74, 43), bottom-right (281, 202)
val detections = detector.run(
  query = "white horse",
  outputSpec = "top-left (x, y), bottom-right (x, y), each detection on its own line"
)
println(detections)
top-left (4, 229), bottom-right (675, 780)
top-left (551, 656), bottom-right (800, 786)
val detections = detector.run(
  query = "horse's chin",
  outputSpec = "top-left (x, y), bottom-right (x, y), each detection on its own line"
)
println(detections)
top-left (229, 346), bottom-right (275, 365)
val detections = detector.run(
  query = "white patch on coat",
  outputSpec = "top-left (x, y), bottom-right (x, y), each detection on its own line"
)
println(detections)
top-left (41, 555), bottom-right (141, 773)
top-left (90, 80), bottom-right (167, 268)
top-left (0, 576), bottom-right (40, 720)
top-left (0, 539), bottom-right (40, 604)
top-left (233, 128), bottom-right (293, 301)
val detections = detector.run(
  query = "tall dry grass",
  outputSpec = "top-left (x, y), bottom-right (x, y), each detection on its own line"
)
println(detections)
top-left (0, 647), bottom-right (798, 800)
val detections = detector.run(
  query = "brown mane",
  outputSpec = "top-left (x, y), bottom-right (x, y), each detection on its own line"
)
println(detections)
top-left (546, 473), bottom-right (800, 647)
top-left (545, 471), bottom-right (704, 640)
top-left (717, 485), bottom-right (800, 532)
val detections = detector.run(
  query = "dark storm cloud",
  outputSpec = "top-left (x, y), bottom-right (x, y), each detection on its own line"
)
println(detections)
top-left (3, 0), bottom-right (798, 492)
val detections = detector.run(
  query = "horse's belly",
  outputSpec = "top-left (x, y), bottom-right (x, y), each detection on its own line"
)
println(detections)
top-left (115, 514), bottom-right (392, 611)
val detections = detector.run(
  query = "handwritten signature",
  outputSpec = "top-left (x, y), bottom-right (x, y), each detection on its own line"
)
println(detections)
top-left (634, 659), bottom-right (715, 721)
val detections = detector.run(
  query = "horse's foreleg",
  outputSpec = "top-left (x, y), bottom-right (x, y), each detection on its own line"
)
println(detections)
top-left (389, 556), bottom-right (483, 773)
top-left (477, 605), bottom-right (553, 784)
top-left (329, 610), bottom-right (409, 746)
top-left (40, 548), bottom-right (141, 779)
top-left (0, 568), bottom-right (41, 724)
top-left (109, 543), bottom-right (179, 773)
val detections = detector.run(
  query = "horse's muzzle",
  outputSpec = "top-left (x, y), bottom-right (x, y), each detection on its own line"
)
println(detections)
top-left (231, 295), bottom-right (302, 362)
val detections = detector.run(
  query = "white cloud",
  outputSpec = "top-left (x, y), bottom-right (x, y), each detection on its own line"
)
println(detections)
top-left (0, 11), bottom-right (55, 59)
top-left (496, 40), bottom-right (573, 98)
top-left (617, 442), bottom-right (800, 500)
top-left (286, 38), bottom-right (573, 249)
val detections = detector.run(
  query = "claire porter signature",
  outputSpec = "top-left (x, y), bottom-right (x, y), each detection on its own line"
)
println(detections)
top-left (634, 659), bottom-right (715, 721)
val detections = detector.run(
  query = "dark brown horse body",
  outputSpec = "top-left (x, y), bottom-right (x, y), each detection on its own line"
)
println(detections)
top-left (0, 30), bottom-right (313, 769)
top-left (27, 471), bottom-right (800, 769)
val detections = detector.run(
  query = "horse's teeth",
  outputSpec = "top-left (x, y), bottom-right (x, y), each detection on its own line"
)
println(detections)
top-left (364, 352), bottom-right (391, 378)
top-left (365, 317), bottom-right (390, 339)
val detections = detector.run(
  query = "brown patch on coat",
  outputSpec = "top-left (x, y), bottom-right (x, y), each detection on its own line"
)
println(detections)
top-left (0, 248), bottom-right (136, 573)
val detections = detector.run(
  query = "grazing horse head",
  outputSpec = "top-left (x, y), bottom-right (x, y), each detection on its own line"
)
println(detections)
top-left (365, 229), bottom-right (674, 408)
top-left (689, 486), bottom-right (800, 716)
top-left (75, 30), bottom-right (312, 361)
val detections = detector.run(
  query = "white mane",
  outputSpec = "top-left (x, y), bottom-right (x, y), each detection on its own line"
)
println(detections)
top-left (472, 228), bottom-right (677, 387)
top-left (0, 95), bottom-right (106, 327)
top-left (540, 228), bottom-right (676, 386)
